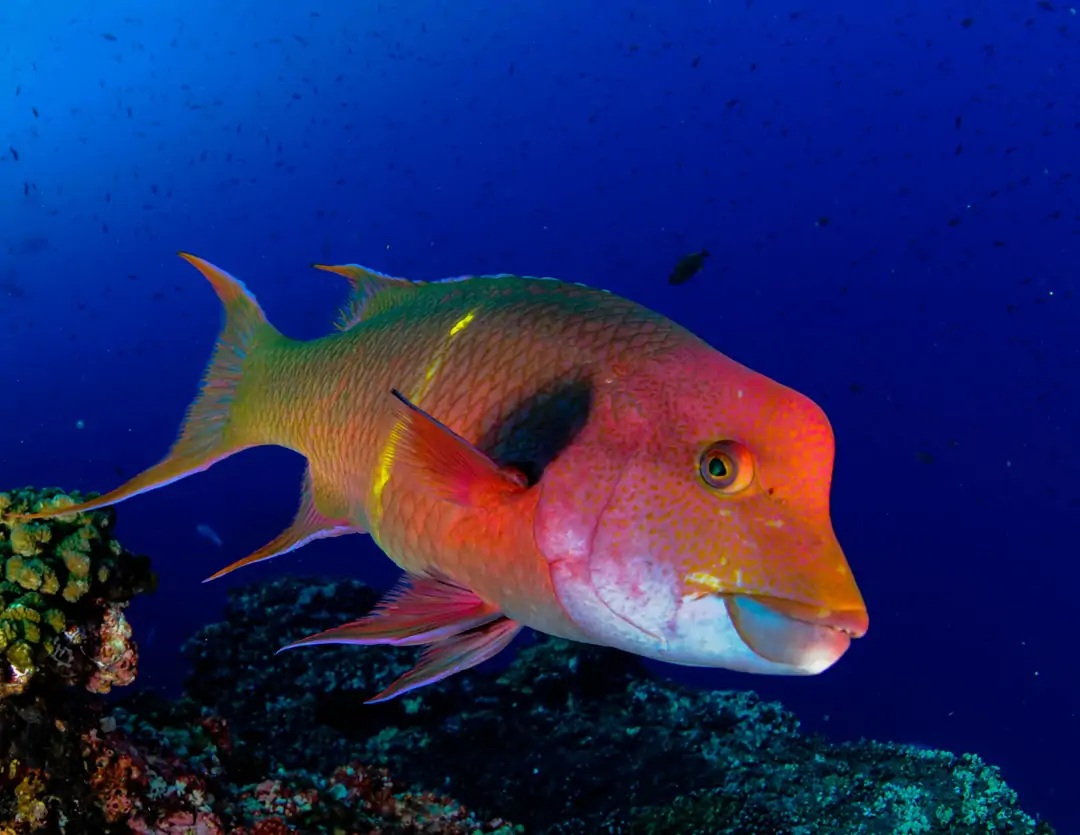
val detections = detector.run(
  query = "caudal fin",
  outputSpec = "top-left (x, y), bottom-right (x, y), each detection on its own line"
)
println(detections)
top-left (17, 253), bottom-right (281, 521)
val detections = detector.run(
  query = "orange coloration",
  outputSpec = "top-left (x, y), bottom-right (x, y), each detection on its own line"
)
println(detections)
top-left (13, 253), bottom-right (868, 701)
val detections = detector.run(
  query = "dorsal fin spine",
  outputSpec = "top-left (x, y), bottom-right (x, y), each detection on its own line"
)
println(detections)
top-left (312, 263), bottom-right (419, 331)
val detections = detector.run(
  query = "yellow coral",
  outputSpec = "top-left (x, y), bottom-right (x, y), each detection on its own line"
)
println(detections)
top-left (14, 768), bottom-right (47, 826)
top-left (56, 526), bottom-right (95, 569)
top-left (62, 577), bottom-right (89, 603)
top-left (1, 604), bottom-right (40, 624)
top-left (4, 555), bottom-right (43, 590)
top-left (61, 549), bottom-right (90, 580)
top-left (36, 492), bottom-right (79, 522)
top-left (43, 609), bottom-right (65, 633)
top-left (9, 523), bottom-right (52, 558)
top-left (39, 567), bottom-right (59, 596)
top-left (5, 640), bottom-right (34, 675)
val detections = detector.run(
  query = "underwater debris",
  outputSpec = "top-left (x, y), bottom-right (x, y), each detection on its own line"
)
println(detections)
top-left (169, 575), bottom-right (1054, 835)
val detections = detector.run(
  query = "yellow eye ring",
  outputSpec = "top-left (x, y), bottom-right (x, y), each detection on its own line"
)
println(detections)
top-left (699, 441), bottom-right (754, 493)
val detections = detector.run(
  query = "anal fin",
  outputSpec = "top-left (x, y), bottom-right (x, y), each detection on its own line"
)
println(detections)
top-left (204, 464), bottom-right (361, 581)
top-left (279, 573), bottom-right (522, 703)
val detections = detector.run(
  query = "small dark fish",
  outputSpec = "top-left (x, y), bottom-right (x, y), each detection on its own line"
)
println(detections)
top-left (668, 249), bottom-right (710, 285)
top-left (102, 32), bottom-right (118, 41)
top-left (9, 146), bottom-right (18, 161)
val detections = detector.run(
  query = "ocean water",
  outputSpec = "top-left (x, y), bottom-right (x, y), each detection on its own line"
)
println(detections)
top-left (1, 0), bottom-right (1076, 831)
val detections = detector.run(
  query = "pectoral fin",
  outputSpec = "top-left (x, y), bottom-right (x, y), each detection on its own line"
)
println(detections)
top-left (279, 572), bottom-right (522, 703)
top-left (364, 618), bottom-right (522, 703)
top-left (387, 389), bottom-right (528, 507)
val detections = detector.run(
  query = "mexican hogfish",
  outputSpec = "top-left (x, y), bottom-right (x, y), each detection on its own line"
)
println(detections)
top-left (19, 253), bottom-right (868, 702)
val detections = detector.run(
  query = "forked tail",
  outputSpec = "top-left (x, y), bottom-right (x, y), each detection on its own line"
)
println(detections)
top-left (15, 252), bottom-right (282, 520)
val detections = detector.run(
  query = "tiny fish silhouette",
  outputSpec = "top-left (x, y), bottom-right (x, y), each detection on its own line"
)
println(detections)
top-left (668, 249), bottom-right (710, 285)
top-left (196, 523), bottom-right (223, 547)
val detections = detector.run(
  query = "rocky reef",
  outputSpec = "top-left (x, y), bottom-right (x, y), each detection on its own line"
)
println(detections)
top-left (172, 576), bottom-right (1054, 835)
top-left (0, 486), bottom-right (1057, 834)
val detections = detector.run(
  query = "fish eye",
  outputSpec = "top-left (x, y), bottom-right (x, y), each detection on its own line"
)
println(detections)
top-left (699, 441), bottom-right (754, 493)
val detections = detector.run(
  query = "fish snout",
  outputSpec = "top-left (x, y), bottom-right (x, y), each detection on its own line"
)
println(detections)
top-left (724, 594), bottom-right (868, 674)
top-left (753, 596), bottom-right (869, 638)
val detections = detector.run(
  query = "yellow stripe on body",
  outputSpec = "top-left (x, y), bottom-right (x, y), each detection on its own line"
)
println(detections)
top-left (368, 310), bottom-right (478, 541)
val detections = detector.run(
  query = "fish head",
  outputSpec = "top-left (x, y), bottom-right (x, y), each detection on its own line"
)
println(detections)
top-left (534, 343), bottom-right (867, 675)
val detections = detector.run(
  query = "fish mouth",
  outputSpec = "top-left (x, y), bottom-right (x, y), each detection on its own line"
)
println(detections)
top-left (723, 594), bottom-right (868, 673)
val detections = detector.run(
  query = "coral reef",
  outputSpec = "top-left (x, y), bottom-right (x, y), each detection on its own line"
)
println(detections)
top-left (0, 486), bottom-right (158, 833)
top-left (0, 489), bottom-right (1055, 834)
top-left (0, 487), bottom-right (154, 699)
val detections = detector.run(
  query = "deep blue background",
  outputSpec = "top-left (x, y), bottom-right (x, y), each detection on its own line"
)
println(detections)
top-left (2, 0), bottom-right (1076, 829)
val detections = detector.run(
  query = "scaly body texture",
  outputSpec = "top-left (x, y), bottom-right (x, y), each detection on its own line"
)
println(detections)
top-left (15, 254), bottom-right (868, 701)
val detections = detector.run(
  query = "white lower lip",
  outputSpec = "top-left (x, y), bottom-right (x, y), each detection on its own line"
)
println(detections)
top-left (725, 594), bottom-right (853, 673)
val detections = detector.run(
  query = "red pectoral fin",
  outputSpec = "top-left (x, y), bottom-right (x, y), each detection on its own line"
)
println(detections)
top-left (365, 618), bottom-right (522, 704)
top-left (280, 573), bottom-right (502, 648)
top-left (387, 389), bottom-right (527, 507)
top-left (278, 573), bottom-right (522, 703)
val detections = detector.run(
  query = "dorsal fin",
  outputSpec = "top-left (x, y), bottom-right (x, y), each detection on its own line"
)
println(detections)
top-left (312, 265), bottom-right (596, 332)
top-left (312, 263), bottom-right (420, 331)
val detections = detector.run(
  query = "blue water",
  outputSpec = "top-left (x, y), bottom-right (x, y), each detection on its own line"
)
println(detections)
top-left (3, 0), bottom-right (1075, 829)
